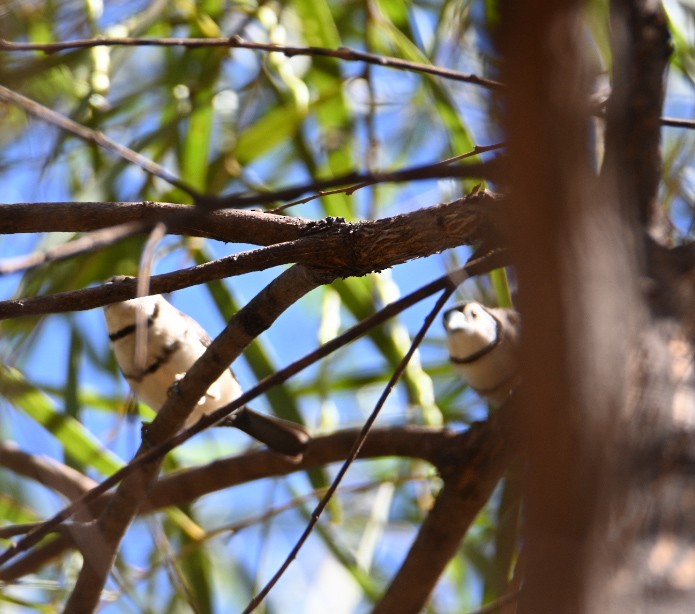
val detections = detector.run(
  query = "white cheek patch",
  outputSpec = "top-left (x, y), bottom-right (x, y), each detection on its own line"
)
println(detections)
top-left (445, 310), bottom-right (470, 331)
top-left (205, 381), bottom-right (223, 402)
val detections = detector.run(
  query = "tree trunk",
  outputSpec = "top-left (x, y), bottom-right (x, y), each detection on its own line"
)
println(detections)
top-left (502, 0), bottom-right (695, 611)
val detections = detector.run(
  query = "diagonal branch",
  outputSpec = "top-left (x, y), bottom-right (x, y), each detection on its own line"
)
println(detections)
top-left (0, 442), bottom-right (97, 502)
top-left (243, 284), bottom-right (454, 613)
top-left (0, 251), bottom-right (508, 580)
top-left (0, 86), bottom-right (202, 200)
top-left (0, 221), bottom-right (151, 276)
top-left (373, 403), bottom-right (518, 614)
top-left (196, 157), bottom-right (497, 209)
top-left (63, 264), bottom-right (330, 612)
top-left (0, 423), bottom-right (502, 583)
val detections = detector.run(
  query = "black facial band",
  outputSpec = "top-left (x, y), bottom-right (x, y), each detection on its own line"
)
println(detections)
top-left (448, 312), bottom-right (503, 365)
top-left (109, 302), bottom-right (160, 342)
top-left (124, 338), bottom-right (181, 382)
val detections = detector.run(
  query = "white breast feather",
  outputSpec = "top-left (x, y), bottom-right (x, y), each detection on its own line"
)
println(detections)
top-left (444, 302), bottom-right (520, 404)
top-left (105, 295), bottom-right (242, 426)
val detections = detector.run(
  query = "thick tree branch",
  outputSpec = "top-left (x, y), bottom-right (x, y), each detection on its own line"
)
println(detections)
top-left (63, 264), bottom-right (330, 611)
top-left (0, 442), bottom-right (96, 502)
top-left (501, 1), bottom-right (637, 612)
top-left (602, 0), bottom-right (671, 229)
top-left (0, 251), bottom-right (508, 588)
top-left (244, 284), bottom-right (454, 613)
top-left (597, 5), bottom-right (695, 608)
top-left (0, 201), bottom-right (305, 241)
top-left (0, 425), bottom-right (493, 582)
top-left (373, 404), bottom-right (518, 614)
top-left (499, 0), bottom-right (684, 611)
top-left (0, 192), bottom-right (503, 319)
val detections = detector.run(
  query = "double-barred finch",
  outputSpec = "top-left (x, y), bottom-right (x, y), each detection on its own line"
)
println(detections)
top-left (104, 290), bottom-right (310, 457)
top-left (443, 301), bottom-right (521, 405)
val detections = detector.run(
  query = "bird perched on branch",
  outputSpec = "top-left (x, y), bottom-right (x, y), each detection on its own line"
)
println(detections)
top-left (104, 288), bottom-right (310, 457)
top-left (443, 301), bottom-right (521, 405)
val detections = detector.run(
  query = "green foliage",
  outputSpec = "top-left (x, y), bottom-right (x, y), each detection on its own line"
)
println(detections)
top-left (0, 1), bottom-right (692, 612)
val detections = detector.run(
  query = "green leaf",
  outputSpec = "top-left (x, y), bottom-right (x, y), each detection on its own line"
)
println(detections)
top-left (0, 368), bottom-right (125, 476)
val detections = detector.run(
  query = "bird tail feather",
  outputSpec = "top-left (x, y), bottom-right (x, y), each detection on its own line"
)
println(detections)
top-left (222, 408), bottom-right (310, 457)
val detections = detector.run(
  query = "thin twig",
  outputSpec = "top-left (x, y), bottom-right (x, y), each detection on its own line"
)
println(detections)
top-left (465, 590), bottom-right (522, 614)
top-left (0, 252), bottom-right (505, 572)
top-left (0, 36), bottom-right (504, 90)
top-left (197, 157), bottom-right (497, 209)
top-left (3, 38), bottom-right (692, 129)
top-left (0, 427), bottom-right (469, 582)
top-left (0, 221), bottom-right (151, 276)
top-left (660, 116), bottom-right (695, 129)
top-left (0, 85), bottom-right (202, 200)
top-left (242, 286), bottom-right (455, 612)
top-left (266, 143), bottom-right (505, 214)
top-left (0, 157), bottom-right (496, 223)
top-left (197, 474), bottom-right (428, 548)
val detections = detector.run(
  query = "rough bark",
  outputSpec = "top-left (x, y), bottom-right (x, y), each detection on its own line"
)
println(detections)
top-left (502, 0), bottom-right (694, 612)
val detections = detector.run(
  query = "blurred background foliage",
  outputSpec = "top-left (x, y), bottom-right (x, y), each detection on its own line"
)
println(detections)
top-left (0, 0), bottom-right (693, 612)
